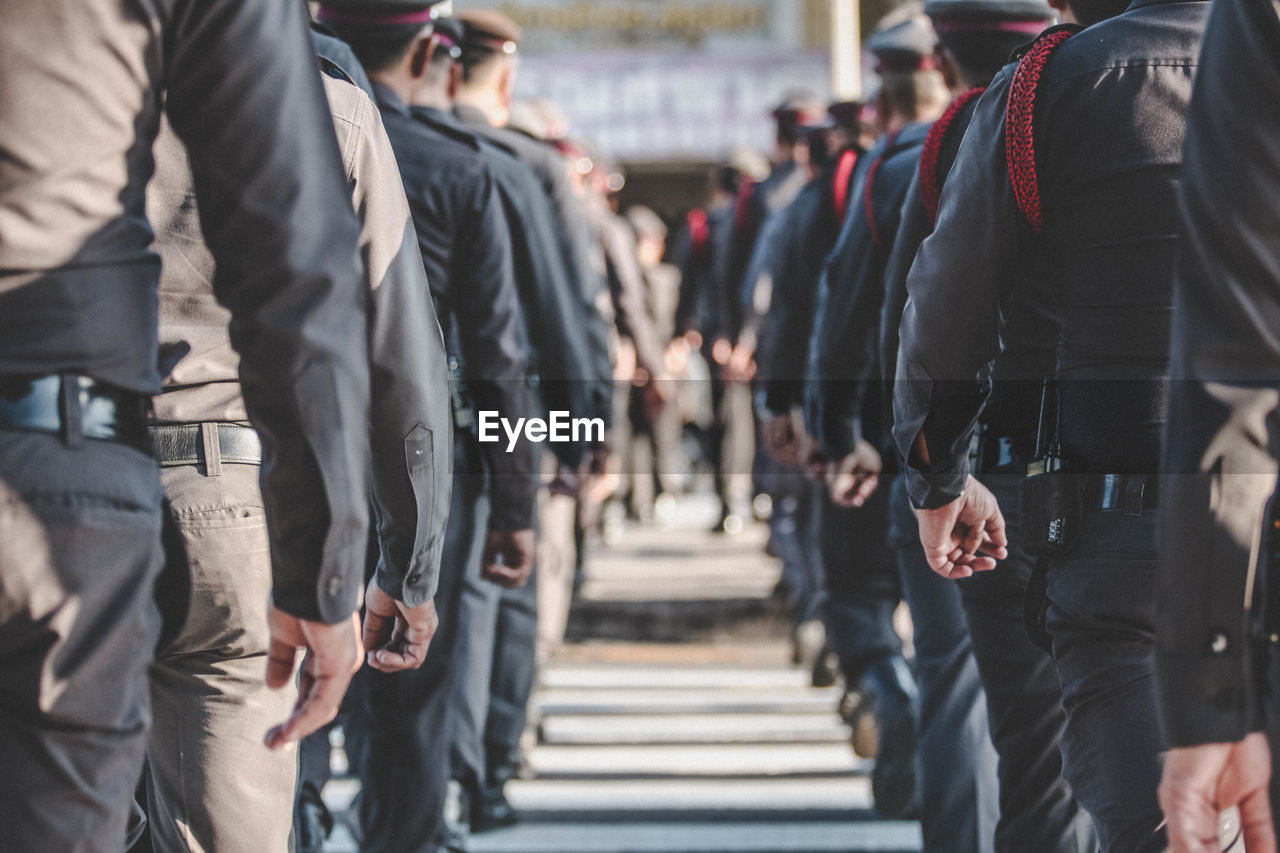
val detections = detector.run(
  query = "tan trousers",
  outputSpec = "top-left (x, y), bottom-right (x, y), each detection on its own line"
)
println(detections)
top-left (145, 460), bottom-right (297, 853)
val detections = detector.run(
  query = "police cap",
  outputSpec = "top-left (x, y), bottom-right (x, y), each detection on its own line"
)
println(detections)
top-left (866, 14), bottom-right (938, 73)
top-left (457, 9), bottom-right (523, 56)
top-left (316, 0), bottom-right (452, 28)
top-left (924, 0), bottom-right (1055, 33)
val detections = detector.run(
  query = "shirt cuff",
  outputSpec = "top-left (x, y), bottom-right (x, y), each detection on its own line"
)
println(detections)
top-left (1157, 649), bottom-right (1265, 748)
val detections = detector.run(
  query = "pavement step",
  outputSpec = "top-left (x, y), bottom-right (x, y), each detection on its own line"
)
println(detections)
top-left (468, 821), bottom-right (923, 853)
top-left (540, 667), bottom-right (818, 691)
top-left (538, 687), bottom-right (841, 717)
top-left (540, 712), bottom-right (850, 746)
top-left (506, 778), bottom-right (871, 813)
top-left (527, 743), bottom-right (868, 779)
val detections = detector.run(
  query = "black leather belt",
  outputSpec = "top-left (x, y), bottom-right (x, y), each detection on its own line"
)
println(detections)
top-left (149, 423), bottom-right (263, 468)
top-left (971, 429), bottom-right (1031, 474)
top-left (1083, 473), bottom-right (1159, 515)
top-left (0, 374), bottom-right (150, 454)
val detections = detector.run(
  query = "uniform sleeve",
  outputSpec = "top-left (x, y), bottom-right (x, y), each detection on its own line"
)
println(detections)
top-left (502, 172), bottom-right (605, 467)
top-left (603, 216), bottom-right (667, 376)
top-left (761, 187), bottom-right (829, 415)
top-left (1158, 0), bottom-right (1280, 748)
top-left (166, 0), bottom-right (372, 624)
top-left (892, 73), bottom-right (1026, 509)
top-left (807, 152), bottom-right (900, 461)
top-left (880, 176), bottom-right (931, 391)
top-left (454, 169), bottom-right (540, 532)
top-left (346, 91), bottom-right (454, 607)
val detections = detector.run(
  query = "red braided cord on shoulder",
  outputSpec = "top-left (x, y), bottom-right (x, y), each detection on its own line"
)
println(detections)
top-left (733, 180), bottom-right (757, 229)
top-left (863, 128), bottom-right (902, 251)
top-left (686, 208), bottom-right (709, 258)
top-left (832, 149), bottom-right (860, 225)
top-left (920, 86), bottom-right (986, 227)
top-left (1006, 29), bottom-right (1074, 234)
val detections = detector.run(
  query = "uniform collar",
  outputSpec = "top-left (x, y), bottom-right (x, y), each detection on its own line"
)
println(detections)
top-left (1127, 0), bottom-right (1207, 9)
top-left (453, 103), bottom-right (489, 126)
top-left (371, 82), bottom-right (411, 116)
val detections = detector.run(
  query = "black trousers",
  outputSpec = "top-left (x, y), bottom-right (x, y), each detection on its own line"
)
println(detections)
top-left (0, 431), bottom-right (165, 853)
top-left (888, 477), bottom-right (1000, 853)
top-left (819, 484), bottom-right (903, 683)
top-left (963, 472), bottom-right (1098, 853)
top-left (355, 432), bottom-right (489, 853)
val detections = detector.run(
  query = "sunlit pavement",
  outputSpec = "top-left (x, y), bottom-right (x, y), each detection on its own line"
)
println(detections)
top-left (323, 494), bottom-right (923, 853)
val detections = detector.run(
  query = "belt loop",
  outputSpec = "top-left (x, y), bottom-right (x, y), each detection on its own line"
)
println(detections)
top-left (1124, 475), bottom-right (1147, 518)
top-left (201, 423), bottom-right (223, 477)
top-left (59, 374), bottom-right (84, 449)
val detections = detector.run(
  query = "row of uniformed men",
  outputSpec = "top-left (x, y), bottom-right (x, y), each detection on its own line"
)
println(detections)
top-left (0, 2), bottom-right (654, 852)
top-left (682, 0), bottom-right (1280, 851)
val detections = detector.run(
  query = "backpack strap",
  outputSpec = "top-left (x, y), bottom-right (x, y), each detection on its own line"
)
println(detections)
top-left (831, 148), bottom-right (860, 225)
top-left (863, 128), bottom-right (903, 251)
top-left (1005, 25), bottom-right (1081, 234)
top-left (920, 86), bottom-right (987, 226)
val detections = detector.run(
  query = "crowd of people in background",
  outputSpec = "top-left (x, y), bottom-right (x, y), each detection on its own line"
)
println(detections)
top-left (5, 1), bottom-right (1280, 853)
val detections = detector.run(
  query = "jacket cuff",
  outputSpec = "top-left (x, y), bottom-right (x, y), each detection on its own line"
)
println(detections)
top-left (1157, 650), bottom-right (1264, 748)
top-left (489, 477), bottom-right (539, 532)
top-left (904, 459), bottom-right (969, 510)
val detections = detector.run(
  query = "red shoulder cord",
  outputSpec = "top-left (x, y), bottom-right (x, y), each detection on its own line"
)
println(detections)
top-left (920, 86), bottom-right (987, 227)
top-left (863, 128), bottom-right (903, 251)
top-left (832, 148), bottom-right (860, 225)
top-left (1006, 29), bottom-right (1075, 234)
top-left (733, 180), bottom-right (757, 229)
top-left (686, 208), bottom-right (709, 258)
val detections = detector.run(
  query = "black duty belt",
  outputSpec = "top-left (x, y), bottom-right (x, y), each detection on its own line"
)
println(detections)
top-left (149, 423), bottom-right (263, 468)
top-left (1083, 473), bottom-right (1158, 515)
top-left (0, 374), bottom-right (150, 454)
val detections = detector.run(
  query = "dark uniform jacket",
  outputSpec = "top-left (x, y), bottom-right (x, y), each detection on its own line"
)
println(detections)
top-left (807, 123), bottom-right (932, 461)
top-left (893, 0), bottom-right (1208, 509)
top-left (0, 0), bottom-right (371, 624)
top-left (723, 160), bottom-right (808, 345)
top-left (672, 201), bottom-right (735, 343)
top-left (150, 75), bottom-right (453, 606)
top-left (414, 105), bottom-right (601, 467)
top-left (880, 103), bottom-right (1057, 456)
top-left (454, 105), bottom-right (614, 430)
top-left (758, 152), bottom-right (851, 417)
top-left (375, 84), bottom-right (538, 532)
top-left (586, 195), bottom-right (669, 378)
top-left (1159, 0), bottom-right (1280, 748)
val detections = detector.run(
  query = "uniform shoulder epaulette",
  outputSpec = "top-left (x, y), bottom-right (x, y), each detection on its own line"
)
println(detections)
top-left (920, 86), bottom-right (986, 226)
top-left (412, 110), bottom-right (482, 151)
top-left (1005, 23), bottom-right (1084, 234)
top-left (831, 148), bottom-right (860, 226)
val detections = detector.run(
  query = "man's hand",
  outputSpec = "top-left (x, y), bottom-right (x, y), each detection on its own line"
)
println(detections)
top-left (799, 431), bottom-right (829, 482)
top-left (763, 412), bottom-right (802, 464)
top-left (264, 603), bottom-right (363, 751)
top-left (362, 580), bottom-right (439, 674)
top-left (914, 476), bottom-right (1008, 579)
top-left (1160, 734), bottom-right (1275, 853)
top-left (827, 441), bottom-right (883, 508)
top-left (482, 528), bottom-right (536, 589)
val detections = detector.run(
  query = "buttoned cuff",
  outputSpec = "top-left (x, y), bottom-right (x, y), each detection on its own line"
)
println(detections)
top-left (1157, 649), bottom-right (1265, 748)
top-left (904, 458), bottom-right (969, 510)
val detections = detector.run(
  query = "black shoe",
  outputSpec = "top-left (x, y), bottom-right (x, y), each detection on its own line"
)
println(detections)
top-left (443, 779), bottom-right (472, 852)
top-left (810, 649), bottom-right (839, 689)
top-left (294, 783), bottom-right (335, 853)
top-left (471, 785), bottom-right (521, 834)
top-left (861, 656), bottom-right (920, 820)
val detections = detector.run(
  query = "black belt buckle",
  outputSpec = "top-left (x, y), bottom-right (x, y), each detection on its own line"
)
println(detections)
top-left (0, 373), bottom-right (150, 454)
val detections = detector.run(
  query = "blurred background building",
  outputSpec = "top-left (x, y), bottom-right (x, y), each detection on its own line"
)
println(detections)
top-left (463, 0), bottom-right (896, 215)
